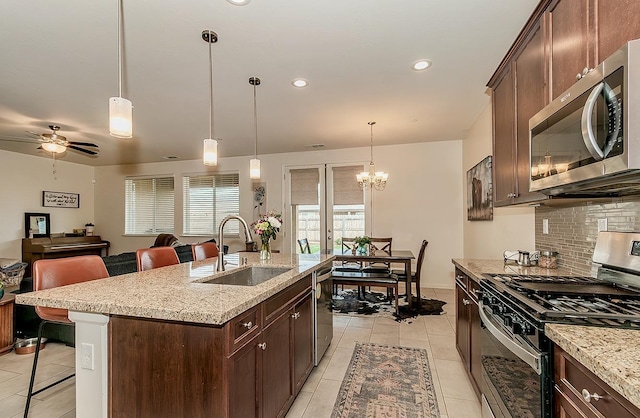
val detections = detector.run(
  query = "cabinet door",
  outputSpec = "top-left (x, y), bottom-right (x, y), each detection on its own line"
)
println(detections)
top-left (514, 19), bottom-right (548, 204)
top-left (228, 337), bottom-right (259, 418)
top-left (548, 0), bottom-right (591, 99)
top-left (596, 0), bottom-right (640, 62)
top-left (455, 282), bottom-right (470, 366)
top-left (292, 293), bottom-right (313, 393)
top-left (262, 309), bottom-right (293, 418)
top-left (492, 64), bottom-right (516, 206)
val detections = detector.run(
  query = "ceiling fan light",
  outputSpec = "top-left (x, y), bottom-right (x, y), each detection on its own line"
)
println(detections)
top-left (42, 142), bottom-right (67, 153)
top-left (249, 158), bottom-right (261, 179)
top-left (109, 96), bottom-right (133, 138)
top-left (203, 138), bottom-right (218, 166)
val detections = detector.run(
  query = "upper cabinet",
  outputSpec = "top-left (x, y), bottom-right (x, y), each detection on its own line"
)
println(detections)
top-left (488, 0), bottom-right (640, 207)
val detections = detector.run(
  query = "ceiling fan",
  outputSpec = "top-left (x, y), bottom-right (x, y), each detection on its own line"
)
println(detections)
top-left (0, 125), bottom-right (99, 156)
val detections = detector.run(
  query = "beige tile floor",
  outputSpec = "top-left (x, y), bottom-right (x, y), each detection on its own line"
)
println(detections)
top-left (0, 287), bottom-right (480, 418)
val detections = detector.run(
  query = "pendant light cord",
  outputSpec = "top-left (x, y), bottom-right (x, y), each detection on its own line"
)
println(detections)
top-left (208, 32), bottom-right (214, 140)
top-left (117, 0), bottom-right (123, 98)
top-left (253, 83), bottom-right (258, 158)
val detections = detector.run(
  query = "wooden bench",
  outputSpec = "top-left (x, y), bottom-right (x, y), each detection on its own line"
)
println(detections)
top-left (331, 270), bottom-right (399, 315)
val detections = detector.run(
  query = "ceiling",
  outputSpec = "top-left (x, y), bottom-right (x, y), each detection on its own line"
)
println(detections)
top-left (0, 0), bottom-right (539, 166)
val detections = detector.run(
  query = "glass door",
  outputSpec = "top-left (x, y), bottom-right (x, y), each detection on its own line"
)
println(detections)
top-left (285, 164), bottom-right (367, 254)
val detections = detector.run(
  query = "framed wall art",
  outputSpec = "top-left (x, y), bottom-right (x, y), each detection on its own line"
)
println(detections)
top-left (25, 212), bottom-right (50, 238)
top-left (466, 156), bottom-right (493, 221)
top-left (42, 191), bottom-right (80, 209)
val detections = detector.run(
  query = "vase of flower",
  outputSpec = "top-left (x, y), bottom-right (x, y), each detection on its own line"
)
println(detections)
top-left (260, 238), bottom-right (271, 260)
top-left (354, 236), bottom-right (371, 256)
top-left (252, 211), bottom-right (282, 261)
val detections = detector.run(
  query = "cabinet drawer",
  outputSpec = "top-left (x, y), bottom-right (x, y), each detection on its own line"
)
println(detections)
top-left (555, 346), bottom-right (640, 418)
top-left (468, 278), bottom-right (480, 303)
top-left (264, 275), bottom-right (311, 325)
top-left (226, 305), bottom-right (261, 355)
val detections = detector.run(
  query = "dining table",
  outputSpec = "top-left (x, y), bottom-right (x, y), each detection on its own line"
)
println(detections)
top-left (332, 249), bottom-right (416, 308)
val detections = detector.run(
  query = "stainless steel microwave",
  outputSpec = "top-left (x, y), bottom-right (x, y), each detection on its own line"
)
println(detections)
top-left (529, 39), bottom-right (640, 196)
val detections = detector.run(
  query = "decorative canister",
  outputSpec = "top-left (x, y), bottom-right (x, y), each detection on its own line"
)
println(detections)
top-left (539, 250), bottom-right (558, 269)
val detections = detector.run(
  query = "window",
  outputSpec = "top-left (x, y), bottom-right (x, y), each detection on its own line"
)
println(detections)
top-left (125, 177), bottom-right (175, 235)
top-left (183, 173), bottom-right (240, 236)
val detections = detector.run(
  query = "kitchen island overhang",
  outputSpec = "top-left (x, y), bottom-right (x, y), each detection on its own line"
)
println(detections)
top-left (16, 252), bottom-right (335, 418)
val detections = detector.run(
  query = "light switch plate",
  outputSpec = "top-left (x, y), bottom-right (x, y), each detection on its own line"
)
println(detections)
top-left (542, 219), bottom-right (549, 234)
top-left (81, 343), bottom-right (94, 370)
top-left (598, 218), bottom-right (608, 232)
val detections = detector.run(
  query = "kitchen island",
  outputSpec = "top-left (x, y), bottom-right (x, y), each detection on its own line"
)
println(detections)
top-left (16, 252), bottom-right (334, 418)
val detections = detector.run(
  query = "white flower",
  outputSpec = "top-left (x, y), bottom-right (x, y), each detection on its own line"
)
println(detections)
top-left (268, 217), bottom-right (281, 229)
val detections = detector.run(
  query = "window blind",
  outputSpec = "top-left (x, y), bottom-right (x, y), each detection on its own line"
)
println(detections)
top-left (183, 173), bottom-right (240, 236)
top-left (332, 165), bottom-right (364, 205)
top-left (290, 168), bottom-right (319, 205)
top-left (125, 177), bottom-right (175, 235)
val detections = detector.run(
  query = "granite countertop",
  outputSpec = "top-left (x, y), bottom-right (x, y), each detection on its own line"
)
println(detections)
top-left (546, 323), bottom-right (640, 410)
top-left (16, 252), bottom-right (334, 326)
top-left (452, 258), bottom-right (575, 283)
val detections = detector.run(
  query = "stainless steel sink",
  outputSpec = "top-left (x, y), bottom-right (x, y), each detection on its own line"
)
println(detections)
top-left (204, 266), bottom-right (292, 286)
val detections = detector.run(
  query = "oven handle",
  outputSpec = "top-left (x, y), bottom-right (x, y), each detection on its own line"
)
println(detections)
top-left (478, 302), bottom-right (542, 375)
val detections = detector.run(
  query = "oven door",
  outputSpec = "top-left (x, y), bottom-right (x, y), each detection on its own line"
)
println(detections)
top-left (479, 301), bottom-right (550, 418)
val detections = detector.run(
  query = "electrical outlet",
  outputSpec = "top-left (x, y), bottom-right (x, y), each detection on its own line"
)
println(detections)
top-left (542, 219), bottom-right (549, 234)
top-left (81, 343), bottom-right (94, 370)
top-left (598, 218), bottom-right (608, 233)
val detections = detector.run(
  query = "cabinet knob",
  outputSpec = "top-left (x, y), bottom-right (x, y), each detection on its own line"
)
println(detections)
top-left (291, 312), bottom-right (301, 319)
top-left (582, 389), bottom-right (603, 403)
top-left (576, 73), bottom-right (583, 81)
top-left (258, 342), bottom-right (267, 350)
top-left (583, 67), bottom-right (590, 75)
top-left (242, 321), bottom-right (253, 329)
top-left (462, 298), bottom-right (471, 306)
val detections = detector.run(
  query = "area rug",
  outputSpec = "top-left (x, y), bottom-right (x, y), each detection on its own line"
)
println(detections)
top-left (331, 342), bottom-right (440, 418)
top-left (332, 289), bottom-right (447, 322)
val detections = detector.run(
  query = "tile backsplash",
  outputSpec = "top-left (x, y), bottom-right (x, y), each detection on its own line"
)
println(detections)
top-left (535, 197), bottom-right (640, 275)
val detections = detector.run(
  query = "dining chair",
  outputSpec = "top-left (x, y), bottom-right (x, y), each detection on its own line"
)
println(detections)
top-left (136, 247), bottom-right (180, 271)
top-left (392, 240), bottom-right (428, 302)
top-left (191, 242), bottom-right (219, 261)
top-left (334, 237), bottom-right (362, 272)
top-left (297, 238), bottom-right (311, 254)
top-left (25, 256), bottom-right (110, 416)
top-left (362, 237), bottom-right (393, 273)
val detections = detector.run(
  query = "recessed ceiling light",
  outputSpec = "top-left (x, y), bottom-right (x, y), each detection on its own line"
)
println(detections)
top-left (411, 59), bottom-right (432, 71)
top-left (291, 78), bottom-right (309, 88)
top-left (226, 0), bottom-right (250, 5)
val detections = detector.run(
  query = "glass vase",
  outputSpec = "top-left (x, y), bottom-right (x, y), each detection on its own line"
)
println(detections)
top-left (260, 239), bottom-right (272, 260)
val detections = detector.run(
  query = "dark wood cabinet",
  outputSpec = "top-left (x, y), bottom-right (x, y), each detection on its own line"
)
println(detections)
top-left (492, 65), bottom-right (517, 207)
top-left (0, 292), bottom-right (15, 355)
top-left (548, 0), bottom-right (592, 100)
top-left (454, 268), bottom-right (481, 399)
top-left (554, 344), bottom-right (640, 417)
top-left (596, 0), bottom-right (640, 62)
top-left (110, 274), bottom-right (314, 418)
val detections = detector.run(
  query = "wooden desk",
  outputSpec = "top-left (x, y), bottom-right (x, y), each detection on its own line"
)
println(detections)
top-left (0, 289), bottom-right (16, 355)
top-left (332, 249), bottom-right (415, 307)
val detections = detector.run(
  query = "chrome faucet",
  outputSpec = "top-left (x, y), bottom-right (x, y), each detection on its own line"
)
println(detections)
top-left (217, 215), bottom-right (254, 271)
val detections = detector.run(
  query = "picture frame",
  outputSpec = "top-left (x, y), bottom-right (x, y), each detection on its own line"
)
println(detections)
top-left (25, 212), bottom-right (51, 238)
top-left (42, 191), bottom-right (80, 209)
top-left (466, 156), bottom-right (493, 221)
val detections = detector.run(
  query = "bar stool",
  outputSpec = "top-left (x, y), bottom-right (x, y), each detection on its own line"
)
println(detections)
top-left (191, 242), bottom-right (219, 261)
top-left (25, 255), bottom-right (109, 417)
top-left (136, 247), bottom-right (180, 271)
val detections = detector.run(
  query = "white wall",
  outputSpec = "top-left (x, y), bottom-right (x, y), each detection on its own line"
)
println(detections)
top-left (462, 104), bottom-right (535, 259)
top-left (0, 150), bottom-right (96, 259)
top-left (95, 141), bottom-right (463, 289)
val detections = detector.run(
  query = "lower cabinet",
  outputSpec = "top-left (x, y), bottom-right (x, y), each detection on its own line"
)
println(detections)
top-left (110, 274), bottom-right (314, 418)
top-left (554, 344), bottom-right (640, 418)
top-left (454, 268), bottom-right (481, 399)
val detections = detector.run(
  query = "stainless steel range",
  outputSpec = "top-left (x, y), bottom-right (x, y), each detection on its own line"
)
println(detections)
top-left (479, 231), bottom-right (640, 418)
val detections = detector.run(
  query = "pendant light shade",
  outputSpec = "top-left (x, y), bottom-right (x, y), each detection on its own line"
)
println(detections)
top-left (250, 158), bottom-right (261, 179)
top-left (249, 76), bottom-right (261, 180)
top-left (202, 30), bottom-right (219, 166)
top-left (203, 138), bottom-right (218, 166)
top-left (109, 0), bottom-right (133, 138)
top-left (109, 96), bottom-right (133, 138)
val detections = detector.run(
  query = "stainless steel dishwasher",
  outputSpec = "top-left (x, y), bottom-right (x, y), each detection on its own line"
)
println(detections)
top-left (313, 266), bottom-right (333, 365)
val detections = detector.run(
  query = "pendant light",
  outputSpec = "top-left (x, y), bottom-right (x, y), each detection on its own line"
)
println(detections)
top-left (109, 0), bottom-right (133, 138)
top-left (249, 76), bottom-right (261, 179)
top-left (356, 121), bottom-right (389, 190)
top-left (202, 30), bottom-right (219, 166)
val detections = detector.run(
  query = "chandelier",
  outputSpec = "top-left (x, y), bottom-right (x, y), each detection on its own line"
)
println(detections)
top-left (356, 121), bottom-right (388, 190)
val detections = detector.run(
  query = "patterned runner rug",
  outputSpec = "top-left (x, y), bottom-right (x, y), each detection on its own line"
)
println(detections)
top-left (332, 342), bottom-right (441, 418)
